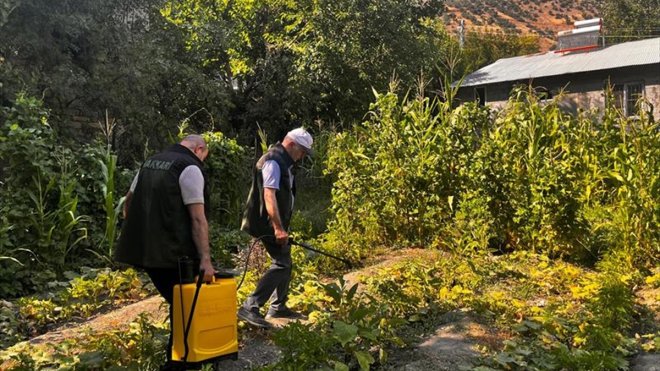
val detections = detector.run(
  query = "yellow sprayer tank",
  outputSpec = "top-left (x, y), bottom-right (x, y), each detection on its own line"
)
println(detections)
top-left (172, 274), bottom-right (238, 365)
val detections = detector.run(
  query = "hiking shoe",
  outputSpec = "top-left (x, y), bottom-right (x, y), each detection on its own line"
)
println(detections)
top-left (238, 307), bottom-right (271, 328)
top-left (266, 307), bottom-right (307, 320)
top-left (159, 361), bottom-right (186, 371)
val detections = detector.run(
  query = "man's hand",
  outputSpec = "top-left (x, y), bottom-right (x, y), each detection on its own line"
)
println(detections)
top-left (199, 257), bottom-right (215, 283)
top-left (274, 226), bottom-right (289, 246)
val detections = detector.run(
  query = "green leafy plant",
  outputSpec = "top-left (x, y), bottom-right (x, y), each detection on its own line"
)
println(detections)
top-left (0, 313), bottom-right (168, 370)
top-left (1, 268), bottom-right (148, 348)
top-left (273, 277), bottom-right (403, 370)
top-left (98, 112), bottom-right (121, 259)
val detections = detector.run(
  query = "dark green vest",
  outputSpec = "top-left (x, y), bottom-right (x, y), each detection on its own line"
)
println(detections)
top-left (114, 144), bottom-right (209, 269)
top-left (241, 143), bottom-right (295, 240)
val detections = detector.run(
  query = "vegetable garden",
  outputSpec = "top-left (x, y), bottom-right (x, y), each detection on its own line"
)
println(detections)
top-left (0, 0), bottom-right (658, 369)
top-left (0, 85), bottom-right (657, 370)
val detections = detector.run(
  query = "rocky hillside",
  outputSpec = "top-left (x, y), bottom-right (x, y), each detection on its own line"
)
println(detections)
top-left (443, 0), bottom-right (600, 50)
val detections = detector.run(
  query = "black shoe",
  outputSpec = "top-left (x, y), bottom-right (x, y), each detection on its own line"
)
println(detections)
top-left (159, 361), bottom-right (186, 371)
top-left (238, 307), bottom-right (271, 328)
top-left (266, 307), bottom-right (307, 320)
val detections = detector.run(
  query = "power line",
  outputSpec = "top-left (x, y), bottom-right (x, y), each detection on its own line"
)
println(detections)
top-left (451, 24), bottom-right (660, 32)
top-left (451, 25), bottom-right (660, 38)
top-left (602, 35), bottom-right (660, 38)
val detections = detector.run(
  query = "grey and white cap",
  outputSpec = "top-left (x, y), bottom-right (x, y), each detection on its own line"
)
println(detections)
top-left (285, 127), bottom-right (314, 156)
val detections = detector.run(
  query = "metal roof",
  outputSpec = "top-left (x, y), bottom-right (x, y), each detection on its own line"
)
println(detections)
top-left (459, 37), bottom-right (660, 87)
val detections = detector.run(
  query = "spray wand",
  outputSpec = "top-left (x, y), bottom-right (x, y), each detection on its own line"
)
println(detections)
top-left (236, 236), bottom-right (352, 290)
top-left (289, 239), bottom-right (353, 268)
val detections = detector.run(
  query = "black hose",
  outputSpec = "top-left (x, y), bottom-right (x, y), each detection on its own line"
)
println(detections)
top-left (236, 235), bottom-right (271, 291)
top-left (236, 236), bottom-right (353, 291)
top-left (290, 239), bottom-right (353, 268)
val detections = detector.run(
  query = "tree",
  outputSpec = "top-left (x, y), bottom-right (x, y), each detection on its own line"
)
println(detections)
top-left (0, 0), bottom-right (233, 164)
top-left (163, 0), bottom-right (448, 133)
top-left (598, 0), bottom-right (660, 42)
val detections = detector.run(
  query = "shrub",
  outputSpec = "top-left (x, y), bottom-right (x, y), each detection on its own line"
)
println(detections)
top-left (201, 131), bottom-right (250, 228)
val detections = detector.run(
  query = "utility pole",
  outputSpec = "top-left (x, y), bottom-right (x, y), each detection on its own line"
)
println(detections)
top-left (458, 19), bottom-right (465, 48)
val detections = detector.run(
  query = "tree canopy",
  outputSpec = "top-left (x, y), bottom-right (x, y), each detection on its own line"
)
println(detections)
top-left (1, 0), bottom-right (541, 156)
top-left (599, 0), bottom-right (660, 42)
top-left (162, 0), bottom-right (450, 133)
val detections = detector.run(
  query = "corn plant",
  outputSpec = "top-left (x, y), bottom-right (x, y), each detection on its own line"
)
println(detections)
top-left (99, 146), bottom-right (120, 258)
top-left (325, 83), bottom-right (490, 257)
top-left (599, 98), bottom-right (658, 265)
top-left (26, 165), bottom-right (89, 273)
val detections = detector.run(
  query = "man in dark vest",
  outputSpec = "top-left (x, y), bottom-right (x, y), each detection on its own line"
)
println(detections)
top-left (114, 134), bottom-right (215, 366)
top-left (238, 127), bottom-right (313, 328)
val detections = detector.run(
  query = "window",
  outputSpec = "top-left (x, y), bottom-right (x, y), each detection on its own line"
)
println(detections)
top-left (474, 87), bottom-right (486, 107)
top-left (626, 83), bottom-right (643, 117)
top-left (610, 82), bottom-right (644, 117)
top-left (537, 87), bottom-right (554, 101)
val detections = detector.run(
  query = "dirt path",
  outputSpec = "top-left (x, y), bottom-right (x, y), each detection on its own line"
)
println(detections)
top-left (27, 296), bottom-right (168, 347)
top-left (381, 309), bottom-right (507, 370)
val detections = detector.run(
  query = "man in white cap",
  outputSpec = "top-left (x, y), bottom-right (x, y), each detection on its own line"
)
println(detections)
top-left (238, 127), bottom-right (313, 328)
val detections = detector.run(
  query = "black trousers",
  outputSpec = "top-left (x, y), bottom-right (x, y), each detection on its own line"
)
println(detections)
top-left (242, 240), bottom-right (292, 313)
top-left (145, 267), bottom-right (180, 361)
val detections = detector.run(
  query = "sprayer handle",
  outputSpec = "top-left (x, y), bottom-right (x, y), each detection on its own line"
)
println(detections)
top-left (196, 269), bottom-right (205, 288)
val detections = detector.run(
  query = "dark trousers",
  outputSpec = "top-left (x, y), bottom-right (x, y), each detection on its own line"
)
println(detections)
top-left (146, 268), bottom-right (179, 361)
top-left (243, 240), bottom-right (292, 313)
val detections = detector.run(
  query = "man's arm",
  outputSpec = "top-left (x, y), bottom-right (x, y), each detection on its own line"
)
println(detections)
top-left (122, 191), bottom-right (133, 219)
top-left (123, 172), bottom-right (140, 219)
top-left (264, 187), bottom-right (288, 245)
top-left (188, 203), bottom-right (214, 282)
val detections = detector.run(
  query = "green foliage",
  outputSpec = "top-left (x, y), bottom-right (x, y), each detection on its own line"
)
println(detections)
top-left (280, 247), bottom-right (647, 370)
top-left (590, 98), bottom-right (659, 266)
top-left (473, 88), bottom-right (588, 255)
top-left (598, 0), bottom-right (660, 43)
top-left (292, 129), bottom-right (335, 239)
top-left (0, 313), bottom-right (168, 370)
top-left (449, 31), bottom-right (540, 80)
top-left (0, 300), bottom-right (24, 349)
top-left (362, 255), bottom-right (445, 318)
top-left (99, 134), bottom-right (121, 259)
top-left (268, 322), bottom-right (337, 370)
top-left (0, 0), bottom-right (233, 166)
top-left (324, 86), bottom-right (490, 257)
top-left (163, 0), bottom-right (448, 129)
top-left (210, 228), bottom-right (251, 268)
top-left (481, 263), bottom-right (638, 370)
top-left (201, 131), bottom-right (250, 227)
top-left (0, 268), bottom-right (148, 348)
top-left (325, 85), bottom-right (659, 266)
top-left (0, 95), bottom-right (135, 297)
top-left (0, 95), bottom-right (89, 278)
top-left (272, 277), bottom-right (403, 370)
top-left (436, 190), bottom-right (495, 255)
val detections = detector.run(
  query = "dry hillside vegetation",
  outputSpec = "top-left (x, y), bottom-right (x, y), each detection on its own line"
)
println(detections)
top-left (444, 0), bottom-right (599, 50)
